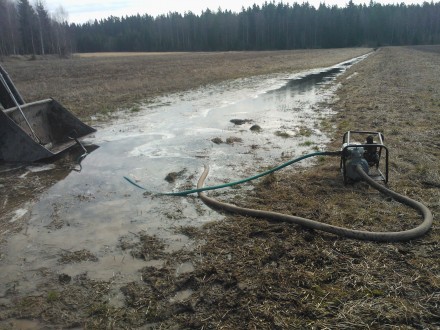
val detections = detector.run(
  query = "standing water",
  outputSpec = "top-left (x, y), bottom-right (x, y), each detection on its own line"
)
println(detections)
top-left (0, 54), bottom-right (368, 298)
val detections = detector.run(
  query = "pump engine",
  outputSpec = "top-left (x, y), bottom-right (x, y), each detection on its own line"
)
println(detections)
top-left (340, 131), bottom-right (388, 184)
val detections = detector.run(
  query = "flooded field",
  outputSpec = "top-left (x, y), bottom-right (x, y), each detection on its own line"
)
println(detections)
top-left (0, 54), bottom-right (368, 306)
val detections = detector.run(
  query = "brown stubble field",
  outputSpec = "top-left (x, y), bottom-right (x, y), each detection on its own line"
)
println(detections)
top-left (0, 46), bottom-right (439, 328)
top-left (2, 48), bottom-right (369, 119)
top-left (0, 48), bottom-right (371, 243)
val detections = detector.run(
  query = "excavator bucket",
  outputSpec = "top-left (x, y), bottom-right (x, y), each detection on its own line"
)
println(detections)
top-left (0, 64), bottom-right (96, 162)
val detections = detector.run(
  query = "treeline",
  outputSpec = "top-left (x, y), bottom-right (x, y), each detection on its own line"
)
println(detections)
top-left (0, 0), bottom-right (71, 57)
top-left (1, 0), bottom-right (440, 56)
top-left (72, 1), bottom-right (440, 52)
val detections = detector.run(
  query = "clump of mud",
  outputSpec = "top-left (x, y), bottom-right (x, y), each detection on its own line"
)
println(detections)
top-left (250, 124), bottom-right (262, 132)
top-left (274, 130), bottom-right (291, 138)
top-left (230, 119), bottom-right (253, 125)
top-left (120, 231), bottom-right (166, 261)
top-left (211, 136), bottom-right (245, 144)
top-left (226, 137), bottom-right (243, 144)
top-left (58, 249), bottom-right (98, 264)
top-left (164, 169), bottom-right (187, 183)
top-left (211, 137), bottom-right (223, 144)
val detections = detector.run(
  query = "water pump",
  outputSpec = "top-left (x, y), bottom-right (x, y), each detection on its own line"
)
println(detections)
top-left (340, 130), bottom-right (388, 183)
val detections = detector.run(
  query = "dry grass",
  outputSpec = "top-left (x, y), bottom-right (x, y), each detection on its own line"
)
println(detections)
top-left (58, 249), bottom-right (98, 264)
top-left (162, 46), bottom-right (439, 328)
top-left (1, 48), bottom-right (370, 120)
top-left (1, 47), bottom-right (439, 329)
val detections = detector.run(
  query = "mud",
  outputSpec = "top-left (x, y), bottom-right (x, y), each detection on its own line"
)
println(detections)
top-left (1, 46), bottom-right (438, 329)
top-left (0, 56), bottom-right (368, 301)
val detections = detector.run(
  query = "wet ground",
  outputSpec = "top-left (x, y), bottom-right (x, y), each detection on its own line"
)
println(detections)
top-left (0, 54), bottom-right (368, 302)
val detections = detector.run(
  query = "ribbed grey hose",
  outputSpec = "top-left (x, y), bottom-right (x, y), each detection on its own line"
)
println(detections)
top-left (197, 164), bottom-right (433, 242)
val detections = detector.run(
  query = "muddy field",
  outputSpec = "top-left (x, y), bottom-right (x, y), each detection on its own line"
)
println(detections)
top-left (0, 47), bottom-right (439, 329)
top-left (2, 49), bottom-right (370, 120)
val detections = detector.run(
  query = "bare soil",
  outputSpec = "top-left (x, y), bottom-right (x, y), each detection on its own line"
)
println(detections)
top-left (1, 47), bottom-right (439, 329)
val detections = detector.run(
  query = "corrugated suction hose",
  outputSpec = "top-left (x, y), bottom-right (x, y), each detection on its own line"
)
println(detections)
top-left (197, 164), bottom-right (433, 242)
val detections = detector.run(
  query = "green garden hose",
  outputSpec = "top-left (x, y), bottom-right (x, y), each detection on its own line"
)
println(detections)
top-left (124, 151), bottom-right (340, 196)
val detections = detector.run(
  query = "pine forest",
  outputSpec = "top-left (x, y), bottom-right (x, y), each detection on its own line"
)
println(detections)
top-left (1, 0), bottom-right (440, 56)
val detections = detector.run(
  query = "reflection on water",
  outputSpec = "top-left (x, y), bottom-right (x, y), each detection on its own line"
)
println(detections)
top-left (0, 54), bottom-right (369, 298)
top-left (0, 144), bottom-right (98, 220)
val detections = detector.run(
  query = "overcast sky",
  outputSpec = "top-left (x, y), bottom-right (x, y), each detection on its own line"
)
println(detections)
top-left (45, 0), bottom-right (431, 24)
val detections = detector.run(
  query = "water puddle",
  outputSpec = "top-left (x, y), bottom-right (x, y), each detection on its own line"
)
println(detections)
top-left (0, 54), bottom-right (368, 300)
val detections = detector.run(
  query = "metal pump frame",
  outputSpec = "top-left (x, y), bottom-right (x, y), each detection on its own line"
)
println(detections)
top-left (340, 130), bottom-right (389, 184)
